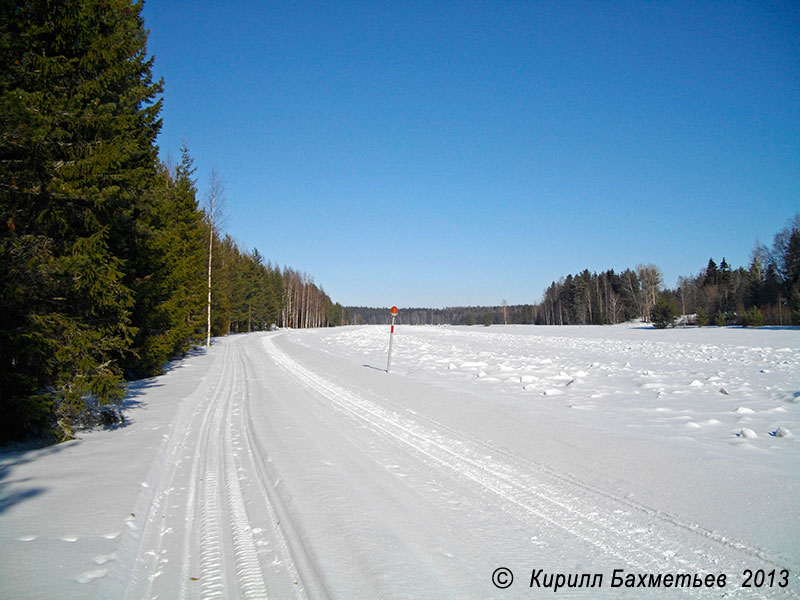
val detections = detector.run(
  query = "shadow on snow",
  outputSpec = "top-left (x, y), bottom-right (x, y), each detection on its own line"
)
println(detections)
top-left (0, 345), bottom-right (209, 515)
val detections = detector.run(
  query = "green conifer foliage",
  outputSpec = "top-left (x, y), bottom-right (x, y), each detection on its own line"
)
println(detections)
top-left (1, 0), bottom-right (162, 440)
top-left (126, 144), bottom-right (207, 376)
top-left (650, 297), bottom-right (677, 329)
top-left (784, 229), bottom-right (800, 325)
top-left (741, 306), bottom-right (764, 328)
top-left (1, 2), bottom-right (346, 443)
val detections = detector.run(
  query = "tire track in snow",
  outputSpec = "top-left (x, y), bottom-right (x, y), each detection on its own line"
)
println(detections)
top-left (113, 342), bottom-right (233, 599)
top-left (198, 378), bottom-right (228, 599)
top-left (263, 335), bottom-right (795, 591)
top-left (197, 339), bottom-right (269, 599)
top-left (114, 340), bottom-right (272, 599)
top-left (221, 359), bottom-right (270, 598)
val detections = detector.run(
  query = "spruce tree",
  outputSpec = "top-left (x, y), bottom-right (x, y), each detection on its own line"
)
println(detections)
top-left (1, 0), bottom-right (162, 440)
top-left (786, 229), bottom-right (800, 324)
top-left (265, 264), bottom-right (284, 327)
top-left (695, 306), bottom-right (708, 327)
top-left (704, 259), bottom-right (719, 286)
top-left (651, 297), bottom-right (677, 329)
top-left (126, 143), bottom-right (207, 376)
top-left (169, 145), bottom-right (208, 348)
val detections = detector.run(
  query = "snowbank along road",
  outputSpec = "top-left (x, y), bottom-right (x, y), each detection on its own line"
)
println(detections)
top-left (1, 324), bottom-right (798, 599)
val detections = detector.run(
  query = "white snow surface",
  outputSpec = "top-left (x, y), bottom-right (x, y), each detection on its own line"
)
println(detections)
top-left (1, 323), bottom-right (799, 598)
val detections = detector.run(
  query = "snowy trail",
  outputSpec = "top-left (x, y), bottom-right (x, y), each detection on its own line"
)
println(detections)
top-left (261, 333), bottom-right (797, 598)
top-left (102, 329), bottom-right (800, 598)
top-left (2, 325), bottom-right (797, 598)
top-left (106, 338), bottom-right (306, 599)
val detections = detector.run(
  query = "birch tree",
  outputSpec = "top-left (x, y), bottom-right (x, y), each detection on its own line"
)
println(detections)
top-left (636, 264), bottom-right (662, 321)
top-left (205, 169), bottom-right (225, 346)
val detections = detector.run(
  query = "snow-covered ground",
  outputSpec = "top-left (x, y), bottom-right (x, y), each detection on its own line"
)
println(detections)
top-left (1, 323), bottom-right (798, 598)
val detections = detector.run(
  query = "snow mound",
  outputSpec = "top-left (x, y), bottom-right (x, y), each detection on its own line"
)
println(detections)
top-left (641, 382), bottom-right (664, 390)
top-left (769, 427), bottom-right (793, 438)
top-left (75, 568), bottom-right (107, 584)
top-left (737, 428), bottom-right (758, 439)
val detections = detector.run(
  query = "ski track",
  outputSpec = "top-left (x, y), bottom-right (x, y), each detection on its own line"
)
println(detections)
top-left (112, 339), bottom-right (303, 600)
top-left (100, 330), bottom-right (797, 599)
top-left (262, 334), bottom-right (798, 599)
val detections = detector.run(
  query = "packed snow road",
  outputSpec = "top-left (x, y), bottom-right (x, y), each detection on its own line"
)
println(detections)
top-left (1, 325), bottom-right (798, 598)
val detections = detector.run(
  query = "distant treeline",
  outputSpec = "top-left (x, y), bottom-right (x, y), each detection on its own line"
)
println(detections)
top-left (0, 2), bottom-right (345, 442)
top-left (348, 214), bottom-right (800, 329)
top-left (346, 305), bottom-right (536, 326)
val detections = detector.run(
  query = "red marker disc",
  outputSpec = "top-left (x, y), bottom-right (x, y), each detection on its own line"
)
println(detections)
top-left (391, 306), bottom-right (398, 315)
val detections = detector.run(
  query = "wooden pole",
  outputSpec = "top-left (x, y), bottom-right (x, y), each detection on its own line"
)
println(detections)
top-left (386, 306), bottom-right (398, 373)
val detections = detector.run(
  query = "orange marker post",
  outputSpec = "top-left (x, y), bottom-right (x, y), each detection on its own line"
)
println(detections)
top-left (387, 306), bottom-right (398, 373)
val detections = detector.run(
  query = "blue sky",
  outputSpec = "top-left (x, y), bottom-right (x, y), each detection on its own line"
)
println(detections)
top-left (142, 1), bottom-right (799, 308)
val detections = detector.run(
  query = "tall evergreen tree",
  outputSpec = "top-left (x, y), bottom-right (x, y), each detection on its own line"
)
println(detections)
top-left (782, 227), bottom-right (800, 324)
top-left (1, 0), bottom-right (162, 440)
top-left (125, 143), bottom-right (207, 376)
top-left (704, 258), bottom-right (719, 286)
top-left (748, 244), bottom-right (767, 307)
top-left (784, 229), bottom-right (800, 288)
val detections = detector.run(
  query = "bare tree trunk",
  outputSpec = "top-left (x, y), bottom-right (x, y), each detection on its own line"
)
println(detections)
top-left (205, 186), bottom-right (215, 347)
top-left (623, 272), bottom-right (642, 320)
top-left (586, 287), bottom-right (593, 324)
top-left (596, 277), bottom-right (602, 323)
top-left (206, 225), bottom-right (212, 346)
top-left (205, 169), bottom-right (224, 346)
top-left (300, 277), bottom-right (306, 328)
top-left (608, 291), bottom-right (619, 324)
top-left (679, 282), bottom-right (687, 317)
top-left (307, 279), bottom-right (313, 328)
